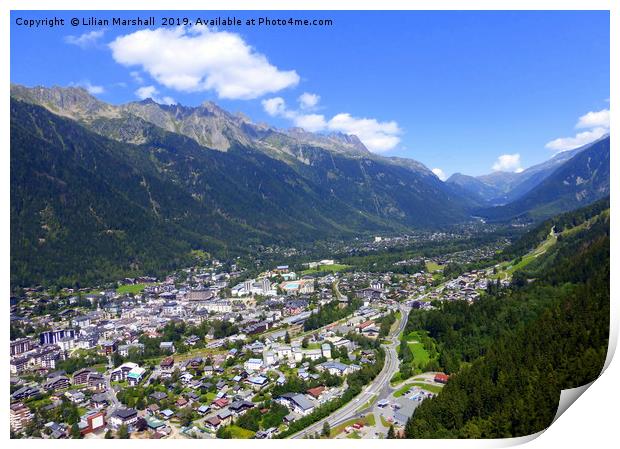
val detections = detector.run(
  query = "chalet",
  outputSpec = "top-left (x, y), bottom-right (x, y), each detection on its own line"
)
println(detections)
top-left (205, 416), bottom-right (221, 431)
top-left (277, 393), bottom-right (315, 416)
top-left (90, 393), bottom-right (109, 408)
top-left (229, 400), bottom-right (254, 415)
top-left (160, 357), bottom-right (174, 370)
top-left (306, 386), bottom-right (326, 399)
top-left (150, 391), bottom-right (168, 402)
top-left (72, 368), bottom-right (94, 386)
top-left (213, 397), bottom-right (229, 409)
top-left (109, 408), bottom-right (138, 429)
top-left (434, 373), bottom-right (449, 384)
top-left (43, 375), bottom-right (70, 391)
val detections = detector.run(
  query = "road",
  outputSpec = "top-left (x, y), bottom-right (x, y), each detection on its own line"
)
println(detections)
top-left (289, 303), bottom-right (409, 439)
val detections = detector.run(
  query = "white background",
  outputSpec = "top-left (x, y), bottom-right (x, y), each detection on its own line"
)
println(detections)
top-left (2, 1), bottom-right (617, 448)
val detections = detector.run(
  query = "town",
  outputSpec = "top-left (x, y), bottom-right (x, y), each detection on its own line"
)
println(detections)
top-left (10, 236), bottom-right (509, 440)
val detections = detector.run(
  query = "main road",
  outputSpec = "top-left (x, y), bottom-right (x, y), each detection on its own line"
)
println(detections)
top-left (289, 303), bottom-right (410, 439)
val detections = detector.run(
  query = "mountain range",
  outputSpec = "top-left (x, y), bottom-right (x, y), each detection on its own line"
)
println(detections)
top-left (10, 84), bottom-right (610, 287)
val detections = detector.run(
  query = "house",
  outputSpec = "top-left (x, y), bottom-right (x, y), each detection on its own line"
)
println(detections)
top-left (110, 362), bottom-right (140, 382)
top-left (45, 421), bottom-right (68, 439)
top-left (90, 393), bottom-right (109, 408)
top-left (229, 400), bottom-right (254, 415)
top-left (160, 409), bottom-right (174, 420)
top-left (88, 372), bottom-right (105, 391)
top-left (277, 393), bottom-right (315, 416)
top-left (160, 342), bottom-right (176, 353)
top-left (245, 375), bottom-right (269, 390)
top-left (306, 386), bottom-right (326, 400)
top-left (64, 390), bottom-right (86, 404)
top-left (126, 366), bottom-right (146, 386)
top-left (434, 373), bottom-right (449, 384)
top-left (244, 358), bottom-right (263, 372)
top-left (109, 408), bottom-right (138, 429)
top-left (101, 340), bottom-right (118, 355)
top-left (196, 405), bottom-right (210, 415)
top-left (216, 409), bottom-right (233, 426)
top-left (205, 416), bottom-right (221, 431)
top-left (212, 397), bottom-right (229, 409)
top-left (149, 391), bottom-right (168, 402)
top-left (316, 361), bottom-right (359, 377)
top-left (160, 357), bottom-right (174, 370)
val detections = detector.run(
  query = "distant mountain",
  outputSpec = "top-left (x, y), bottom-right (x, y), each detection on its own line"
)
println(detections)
top-left (446, 139), bottom-right (600, 205)
top-left (10, 85), bottom-right (475, 287)
top-left (479, 136), bottom-right (610, 221)
top-left (445, 173), bottom-right (504, 205)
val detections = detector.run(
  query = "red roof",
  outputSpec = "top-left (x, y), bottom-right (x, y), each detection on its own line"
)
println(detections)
top-left (307, 386), bottom-right (326, 398)
top-left (434, 373), bottom-right (449, 383)
top-left (213, 398), bottom-right (229, 408)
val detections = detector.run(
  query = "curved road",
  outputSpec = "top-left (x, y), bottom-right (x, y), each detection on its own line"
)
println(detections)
top-left (290, 304), bottom-right (409, 439)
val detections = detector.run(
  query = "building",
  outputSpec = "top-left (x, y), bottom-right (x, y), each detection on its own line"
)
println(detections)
top-left (110, 362), bottom-right (140, 382)
top-left (434, 373), bottom-right (449, 384)
top-left (43, 375), bottom-right (70, 391)
top-left (279, 279), bottom-right (315, 295)
top-left (39, 329), bottom-right (76, 345)
top-left (78, 411), bottom-right (106, 435)
top-left (160, 342), bottom-right (175, 353)
top-left (10, 338), bottom-right (35, 356)
top-left (10, 402), bottom-right (33, 432)
top-left (127, 366), bottom-right (146, 386)
top-left (277, 393), bottom-right (315, 416)
top-left (109, 408), bottom-right (138, 429)
top-left (244, 358), bottom-right (263, 372)
top-left (72, 368), bottom-right (95, 386)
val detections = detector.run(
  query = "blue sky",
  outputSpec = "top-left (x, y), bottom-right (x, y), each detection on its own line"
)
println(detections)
top-left (11, 10), bottom-right (609, 177)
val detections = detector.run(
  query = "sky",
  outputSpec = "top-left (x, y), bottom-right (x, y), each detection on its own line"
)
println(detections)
top-left (11, 10), bottom-right (609, 178)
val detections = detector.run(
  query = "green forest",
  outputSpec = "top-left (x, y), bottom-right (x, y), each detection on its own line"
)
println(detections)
top-left (404, 200), bottom-right (610, 438)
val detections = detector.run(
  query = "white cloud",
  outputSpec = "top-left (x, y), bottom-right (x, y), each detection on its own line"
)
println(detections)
top-left (546, 108), bottom-right (609, 152)
top-left (110, 26), bottom-right (299, 100)
top-left (576, 109), bottom-right (609, 129)
top-left (64, 30), bottom-right (106, 49)
top-left (129, 71), bottom-right (144, 84)
top-left (298, 92), bottom-right (320, 110)
top-left (135, 85), bottom-right (176, 105)
top-left (70, 80), bottom-right (105, 95)
top-left (432, 168), bottom-right (447, 181)
top-left (327, 113), bottom-right (401, 153)
top-left (545, 127), bottom-right (608, 152)
top-left (294, 114), bottom-right (327, 132)
top-left (492, 154), bottom-right (522, 173)
top-left (262, 97), bottom-right (288, 117)
top-left (261, 98), bottom-right (401, 152)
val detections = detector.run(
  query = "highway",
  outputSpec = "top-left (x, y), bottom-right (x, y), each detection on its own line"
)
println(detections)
top-left (289, 304), bottom-right (409, 439)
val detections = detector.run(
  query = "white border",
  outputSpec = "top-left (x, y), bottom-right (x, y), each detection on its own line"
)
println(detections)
top-left (2, 2), bottom-right (616, 449)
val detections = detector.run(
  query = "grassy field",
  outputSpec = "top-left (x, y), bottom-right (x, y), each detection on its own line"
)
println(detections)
top-left (116, 283), bottom-right (151, 294)
top-left (405, 331), bottom-right (431, 366)
top-left (394, 382), bottom-right (444, 397)
top-left (425, 261), bottom-right (443, 272)
top-left (301, 264), bottom-right (350, 275)
top-left (330, 415), bottom-right (374, 438)
top-left (227, 425), bottom-right (255, 439)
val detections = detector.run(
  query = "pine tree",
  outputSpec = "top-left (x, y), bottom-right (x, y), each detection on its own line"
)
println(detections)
top-left (322, 421), bottom-right (331, 437)
top-left (387, 425), bottom-right (396, 439)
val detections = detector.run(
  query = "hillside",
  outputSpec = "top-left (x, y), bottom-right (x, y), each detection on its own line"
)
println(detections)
top-left (10, 91), bottom-right (473, 288)
top-left (404, 201), bottom-right (610, 437)
top-left (479, 137), bottom-right (610, 221)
